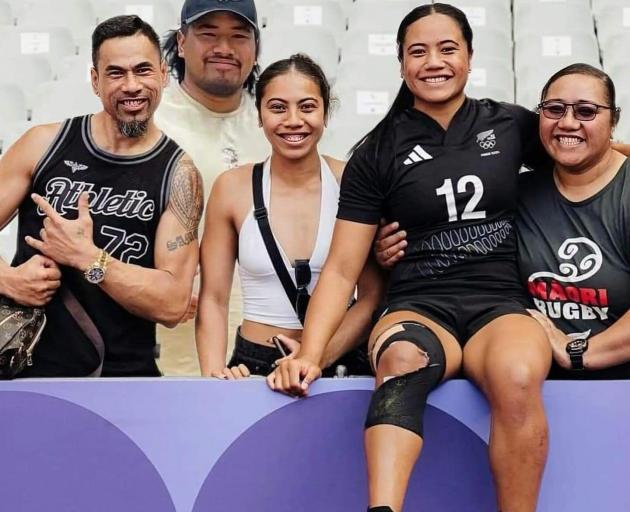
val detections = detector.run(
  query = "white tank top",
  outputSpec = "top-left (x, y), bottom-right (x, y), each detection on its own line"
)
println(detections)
top-left (238, 156), bottom-right (340, 329)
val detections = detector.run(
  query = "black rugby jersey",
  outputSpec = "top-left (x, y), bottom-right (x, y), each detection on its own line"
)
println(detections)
top-left (517, 160), bottom-right (630, 379)
top-left (13, 115), bottom-right (184, 377)
top-left (339, 98), bottom-right (547, 299)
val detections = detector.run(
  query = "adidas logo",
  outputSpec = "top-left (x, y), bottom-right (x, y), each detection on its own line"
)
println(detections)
top-left (403, 145), bottom-right (433, 165)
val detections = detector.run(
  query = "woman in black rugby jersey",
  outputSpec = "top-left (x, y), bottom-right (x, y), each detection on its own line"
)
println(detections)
top-left (269, 4), bottom-right (551, 512)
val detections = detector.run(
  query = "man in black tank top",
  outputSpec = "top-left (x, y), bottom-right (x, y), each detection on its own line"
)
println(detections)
top-left (0, 16), bottom-right (203, 377)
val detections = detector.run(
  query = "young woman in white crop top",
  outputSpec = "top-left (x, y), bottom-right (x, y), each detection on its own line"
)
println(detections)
top-left (195, 54), bottom-right (383, 378)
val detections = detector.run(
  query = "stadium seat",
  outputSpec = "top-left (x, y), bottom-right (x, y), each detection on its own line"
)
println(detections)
top-left (472, 27), bottom-right (513, 65)
top-left (30, 80), bottom-right (101, 124)
top-left (0, 25), bottom-right (76, 59)
top-left (514, 32), bottom-right (600, 75)
top-left (448, 0), bottom-right (511, 38)
top-left (0, 54), bottom-right (53, 88)
top-left (330, 75), bottom-right (396, 150)
top-left (346, 0), bottom-right (413, 33)
top-left (514, 0), bottom-right (595, 39)
top-left (341, 27), bottom-right (398, 63)
top-left (336, 56), bottom-right (401, 95)
top-left (591, 0), bottom-right (630, 18)
top-left (0, 54), bottom-right (53, 110)
top-left (12, 0), bottom-right (97, 42)
top-left (95, 0), bottom-right (178, 36)
top-left (0, 84), bottom-right (27, 124)
top-left (265, 0), bottom-right (347, 45)
top-left (319, 121), bottom-right (359, 160)
top-left (598, 13), bottom-right (630, 65)
top-left (0, 1), bottom-right (13, 25)
top-left (596, 5), bottom-right (630, 53)
top-left (466, 59), bottom-right (514, 103)
top-left (513, 0), bottom-right (591, 18)
top-left (258, 26), bottom-right (339, 82)
top-left (55, 55), bottom-right (93, 83)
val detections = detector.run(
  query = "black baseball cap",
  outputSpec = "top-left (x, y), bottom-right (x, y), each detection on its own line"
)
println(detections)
top-left (180, 0), bottom-right (258, 32)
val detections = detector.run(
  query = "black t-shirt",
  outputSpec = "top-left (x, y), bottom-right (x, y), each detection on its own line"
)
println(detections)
top-left (13, 115), bottom-right (184, 377)
top-left (517, 159), bottom-right (630, 379)
top-left (339, 98), bottom-right (547, 300)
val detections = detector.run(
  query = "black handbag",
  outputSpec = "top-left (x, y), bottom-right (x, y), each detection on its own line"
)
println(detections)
top-left (0, 297), bottom-right (46, 379)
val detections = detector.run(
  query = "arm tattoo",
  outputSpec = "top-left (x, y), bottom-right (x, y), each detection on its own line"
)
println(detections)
top-left (167, 155), bottom-right (204, 251)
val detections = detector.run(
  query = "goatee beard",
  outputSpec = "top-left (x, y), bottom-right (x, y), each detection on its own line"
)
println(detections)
top-left (117, 119), bottom-right (149, 138)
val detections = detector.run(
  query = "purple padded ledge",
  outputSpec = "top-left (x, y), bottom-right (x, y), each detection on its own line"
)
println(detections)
top-left (0, 378), bottom-right (627, 512)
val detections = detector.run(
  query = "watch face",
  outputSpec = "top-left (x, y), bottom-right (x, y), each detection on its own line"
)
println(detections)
top-left (567, 338), bottom-right (587, 352)
top-left (86, 267), bottom-right (105, 284)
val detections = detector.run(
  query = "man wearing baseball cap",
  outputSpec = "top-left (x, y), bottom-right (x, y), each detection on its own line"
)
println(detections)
top-left (157, 0), bottom-right (269, 189)
top-left (156, 0), bottom-right (269, 375)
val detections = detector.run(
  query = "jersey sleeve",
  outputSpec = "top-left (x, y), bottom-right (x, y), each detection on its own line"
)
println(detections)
top-left (337, 138), bottom-right (386, 225)
top-left (502, 102), bottom-right (551, 170)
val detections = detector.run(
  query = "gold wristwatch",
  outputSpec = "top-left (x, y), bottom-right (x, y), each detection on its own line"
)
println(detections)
top-left (84, 249), bottom-right (109, 284)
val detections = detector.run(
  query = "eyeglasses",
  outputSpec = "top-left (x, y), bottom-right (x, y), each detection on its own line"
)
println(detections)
top-left (537, 101), bottom-right (618, 121)
top-left (294, 259), bottom-right (311, 323)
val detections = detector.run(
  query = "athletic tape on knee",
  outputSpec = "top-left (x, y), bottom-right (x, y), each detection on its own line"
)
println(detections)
top-left (366, 322), bottom-right (445, 437)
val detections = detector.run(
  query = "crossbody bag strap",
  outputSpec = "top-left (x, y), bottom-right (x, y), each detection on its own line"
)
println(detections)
top-left (252, 162), bottom-right (308, 324)
top-left (61, 287), bottom-right (104, 377)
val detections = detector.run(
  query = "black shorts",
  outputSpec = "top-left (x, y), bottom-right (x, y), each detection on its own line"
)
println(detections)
top-left (380, 291), bottom-right (530, 345)
top-left (228, 328), bottom-right (371, 377)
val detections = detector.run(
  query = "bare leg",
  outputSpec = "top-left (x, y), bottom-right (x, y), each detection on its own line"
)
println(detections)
top-left (464, 314), bottom-right (551, 512)
top-left (366, 311), bottom-right (462, 511)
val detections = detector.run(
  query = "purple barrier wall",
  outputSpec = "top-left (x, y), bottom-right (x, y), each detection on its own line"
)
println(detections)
top-left (0, 378), bottom-right (628, 511)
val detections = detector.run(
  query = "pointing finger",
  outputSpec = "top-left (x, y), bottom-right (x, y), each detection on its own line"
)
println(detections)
top-left (25, 235), bottom-right (45, 252)
top-left (31, 193), bottom-right (58, 219)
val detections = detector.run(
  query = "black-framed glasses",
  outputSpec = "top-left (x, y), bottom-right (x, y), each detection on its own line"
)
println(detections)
top-left (537, 100), bottom-right (619, 121)
top-left (294, 259), bottom-right (311, 323)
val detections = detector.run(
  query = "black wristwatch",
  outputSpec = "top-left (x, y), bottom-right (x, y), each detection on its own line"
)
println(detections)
top-left (566, 337), bottom-right (589, 370)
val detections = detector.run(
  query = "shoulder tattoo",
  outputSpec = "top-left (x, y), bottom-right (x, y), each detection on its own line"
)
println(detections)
top-left (167, 155), bottom-right (204, 251)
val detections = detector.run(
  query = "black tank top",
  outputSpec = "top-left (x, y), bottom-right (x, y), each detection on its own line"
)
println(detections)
top-left (14, 115), bottom-right (184, 376)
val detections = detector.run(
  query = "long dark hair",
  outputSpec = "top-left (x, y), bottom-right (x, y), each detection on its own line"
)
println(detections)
top-left (162, 25), bottom-right (260, 95)
top-left (540, 63), bottom-right (621, 127)
top-left (255, 54), bottom-right (333, 121)
top-left (350, 3), bottom-right (473, 154)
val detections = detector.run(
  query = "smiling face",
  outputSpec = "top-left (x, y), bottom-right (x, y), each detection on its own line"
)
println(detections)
top-left (401, 13), bottom-right (471, 115)
top-left (177, 11), bottom-right (256, 98)
top-left (539, 74), bottom-right (614, 174)
top-left (259, 69), bottom-right (325, 161)
top-left (91, 33), bottom-right (166, 137)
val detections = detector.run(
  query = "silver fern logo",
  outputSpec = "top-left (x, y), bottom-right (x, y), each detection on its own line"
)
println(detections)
top-left (528, 237), bottom-right (602, 283)
top-left (64, 160), bottom-right (88, 173)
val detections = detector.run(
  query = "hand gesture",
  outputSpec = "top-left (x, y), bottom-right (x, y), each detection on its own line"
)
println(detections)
top-left (528, 309), bottom-right (571, 369)
top-left (374, 219), bottom-right (407, 269)
top-left (210, 364), bottom-right (251, 380)
top-left (25, 192), bottom-right (99, 270)
top-left (267, 356), bottom-right (322, 397)
top-left (1, 255), bottom-right (61, 306)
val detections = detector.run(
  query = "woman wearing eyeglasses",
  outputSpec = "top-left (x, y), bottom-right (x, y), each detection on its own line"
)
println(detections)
top-left (268, 4), bottom-right (554, 512)
top-left (518, 63), bottom-right (630, 380)
top-left (195, 54), bottom-right (381, 379)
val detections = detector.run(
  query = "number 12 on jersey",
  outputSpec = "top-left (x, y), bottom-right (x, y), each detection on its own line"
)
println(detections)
top-left (435, 175), bottom-right (486, 222)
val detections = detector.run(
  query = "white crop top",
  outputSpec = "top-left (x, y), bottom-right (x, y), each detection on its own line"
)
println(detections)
top-left (238, 157), bottom-right (340, 329)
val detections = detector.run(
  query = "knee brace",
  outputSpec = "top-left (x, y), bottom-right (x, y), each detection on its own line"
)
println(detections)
top-left (365, 322), bottom-right (446, 438)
